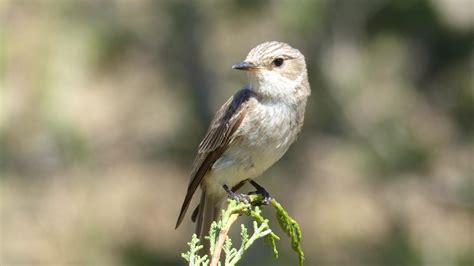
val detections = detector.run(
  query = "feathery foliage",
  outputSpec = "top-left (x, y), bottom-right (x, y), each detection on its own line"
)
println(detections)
top-left (182, 195), bottom-right (304, 265)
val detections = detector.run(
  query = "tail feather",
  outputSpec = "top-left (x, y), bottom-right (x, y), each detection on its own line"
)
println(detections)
top-left (195, 193), bottom-right (206, 237)
top-left (196, 192), bottom-right (223, 255)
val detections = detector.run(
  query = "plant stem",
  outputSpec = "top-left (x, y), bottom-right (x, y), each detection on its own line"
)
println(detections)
top-left (210, 212), bottom-right (239, 266)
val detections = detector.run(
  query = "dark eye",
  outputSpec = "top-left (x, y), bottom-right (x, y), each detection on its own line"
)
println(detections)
top-left (272, 58), bottom-right (284, 67)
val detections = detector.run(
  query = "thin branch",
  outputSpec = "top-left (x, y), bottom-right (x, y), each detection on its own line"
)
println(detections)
top-left (210, 212), bottom-right (238, 266)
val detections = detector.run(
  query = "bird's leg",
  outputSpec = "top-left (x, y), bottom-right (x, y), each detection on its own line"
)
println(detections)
top-left (248, 180), bottom-right (271, 205)
top-left (231, 179), bottom-right (249, 192)
top-left (223, 184), bottom-right (250, 204)
top-left (191, 180), bottom-right (250, 223)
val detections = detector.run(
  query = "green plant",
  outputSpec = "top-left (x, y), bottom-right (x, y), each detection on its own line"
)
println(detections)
top-left (182, 194), bottom-right (304, 266)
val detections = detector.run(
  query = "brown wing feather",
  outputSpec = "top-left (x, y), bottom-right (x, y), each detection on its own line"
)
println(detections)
top-left (175, 88), bottom-right (254, 229)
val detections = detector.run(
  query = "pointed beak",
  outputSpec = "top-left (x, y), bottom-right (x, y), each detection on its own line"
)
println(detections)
top-left (232, 61), bottom-right (257, 71)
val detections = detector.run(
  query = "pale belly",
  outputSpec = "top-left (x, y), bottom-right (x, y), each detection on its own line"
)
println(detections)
top-left (202, 101), bottom-right (299, 201)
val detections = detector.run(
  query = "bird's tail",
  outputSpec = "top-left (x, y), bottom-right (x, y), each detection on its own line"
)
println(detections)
top-left (195, 191), bottom-right (223, 255)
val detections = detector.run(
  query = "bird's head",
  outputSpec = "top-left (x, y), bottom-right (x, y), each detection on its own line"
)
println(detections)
top-left (232, 41), bottom-right (309, 99)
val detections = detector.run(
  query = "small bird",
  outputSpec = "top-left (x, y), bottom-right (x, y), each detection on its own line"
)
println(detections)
top-left (175, 41), bottom-right (311, 242)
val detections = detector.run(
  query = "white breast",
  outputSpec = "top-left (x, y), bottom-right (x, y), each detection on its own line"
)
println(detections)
top-left (204, 99), bottom-right (298, 198)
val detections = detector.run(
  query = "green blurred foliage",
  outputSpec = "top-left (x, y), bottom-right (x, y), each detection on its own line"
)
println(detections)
top-left (1, 1), bottom-right (473, 266)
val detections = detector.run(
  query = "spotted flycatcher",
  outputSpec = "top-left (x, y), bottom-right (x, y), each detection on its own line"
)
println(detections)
top-left (175, 41), bottom-right (311, 240)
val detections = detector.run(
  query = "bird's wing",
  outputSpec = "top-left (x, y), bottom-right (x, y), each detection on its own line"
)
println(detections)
top-left (175, 88), bottom-right (254, 229)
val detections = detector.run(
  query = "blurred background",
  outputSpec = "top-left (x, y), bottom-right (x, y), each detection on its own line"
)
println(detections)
top-left (1, 0), bottom-right (473, 265)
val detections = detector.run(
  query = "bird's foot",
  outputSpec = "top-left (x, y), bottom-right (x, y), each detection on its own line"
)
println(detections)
top-left (248, 180), bottom-right (271, 205)
top-left (223, 184), bottom-right (250, 204)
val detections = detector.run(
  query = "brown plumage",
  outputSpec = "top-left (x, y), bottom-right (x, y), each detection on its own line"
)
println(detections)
top-left (175, 88), bottom-right (255, 231)
top-left (175, 41), bottom-right (311, 253)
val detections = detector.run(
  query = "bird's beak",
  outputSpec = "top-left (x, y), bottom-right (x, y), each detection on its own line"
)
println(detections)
top-left (232, 61), bottom-right (257, 71)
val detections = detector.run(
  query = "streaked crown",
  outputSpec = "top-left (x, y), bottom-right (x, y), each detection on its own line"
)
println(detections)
top-left (246, 41), bottom-right (303, 63)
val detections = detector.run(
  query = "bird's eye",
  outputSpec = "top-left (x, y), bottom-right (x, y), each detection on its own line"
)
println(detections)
top-left (272, 58), bottom-right (284, 67)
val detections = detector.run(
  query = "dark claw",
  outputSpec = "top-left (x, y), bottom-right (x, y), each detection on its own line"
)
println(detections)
top-left (223, 184), bottom-right (250, 204)
top-left (248, 180), bottom-right (271, 205)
